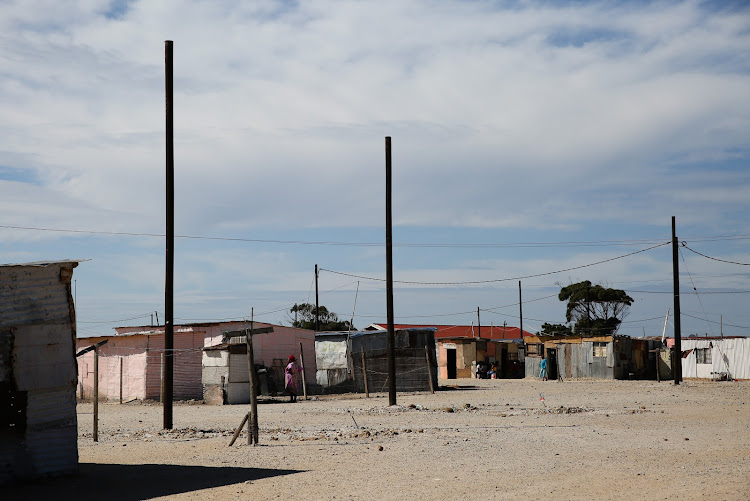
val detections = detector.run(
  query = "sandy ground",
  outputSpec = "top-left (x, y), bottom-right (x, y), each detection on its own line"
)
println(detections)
top-left (5, 378), bottom-right (750, 500)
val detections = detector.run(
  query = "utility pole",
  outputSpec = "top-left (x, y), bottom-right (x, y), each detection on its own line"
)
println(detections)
top-left (518, 281), bottom-right (523, 341)
top-left (672, 216), bottom-right (682, 385)
top-left (385, 136), bottom-right (396, 406)
top-left (503, 321), bottom-right (507, 339)
top-left (315, 265), bottom-right (319, 332)
top-left (163, 40), bottom-right (174, 429)
top-left (477, 307), bottom-right (481, 339)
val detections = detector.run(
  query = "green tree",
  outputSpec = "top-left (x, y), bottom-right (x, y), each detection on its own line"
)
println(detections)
top-left (538, 322), bottom-right (573, 336)
top-left (558, 281), bottom-right (633, 336)
top-left (289, 303), bottom-right (355, 331)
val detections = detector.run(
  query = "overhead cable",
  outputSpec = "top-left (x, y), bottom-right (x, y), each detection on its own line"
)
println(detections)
top-left (681, 243), bottom-right (750, 266)
top-left (320, 242), bottom-right (670, 285)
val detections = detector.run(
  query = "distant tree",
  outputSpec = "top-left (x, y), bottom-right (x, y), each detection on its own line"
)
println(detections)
top-left (558, 281), bottom-right (633, 336)
top-left (538, 322), bottom-right (574, 336)
top-left (289, 303), bottom-right (355, 331)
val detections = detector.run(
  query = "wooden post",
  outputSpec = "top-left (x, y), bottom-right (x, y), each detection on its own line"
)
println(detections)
top-left (119, 357), bottom-right (123, 404)
top-left (163, 39), bottom-right (175, 430)
top-left (361, 347), bottom-right (369, 398)
top-left (228, 412), bottom-right (249, 447)
top-left (93, 345), bottom-right (99, 442)
top-left (425, 345), bottom-right (435, 394)
top-left (246, 317), bottom-right (259, 445)
top-left (299, 342), bottom-right (308, 400)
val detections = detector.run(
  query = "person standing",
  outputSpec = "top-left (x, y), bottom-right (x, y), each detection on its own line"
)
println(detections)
top-left (539, 356), bottom-right (548, 381)
top-left (285, 355), bottom-right (302, 402)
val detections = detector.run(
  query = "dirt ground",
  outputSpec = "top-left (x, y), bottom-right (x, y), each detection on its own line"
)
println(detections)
top-left (5, 378), bottom-right (750, 500)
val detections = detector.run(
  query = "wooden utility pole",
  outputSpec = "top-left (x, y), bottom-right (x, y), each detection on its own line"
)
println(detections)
top-left (163, 39), bottom-right (175, 430)
top-left (315, 265), bottom-right (319, 332)
top-left (299, 342), bottom-right (308, 400)
top-left (672, 216), bottom-right (682, 385)
top-left (518, 281), bottom-right (523, 341)
top-left (385, 136), bottom-right (397, 406)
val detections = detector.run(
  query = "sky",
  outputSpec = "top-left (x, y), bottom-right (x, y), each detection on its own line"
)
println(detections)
top-left (1, 0), bottom-right (749, 339)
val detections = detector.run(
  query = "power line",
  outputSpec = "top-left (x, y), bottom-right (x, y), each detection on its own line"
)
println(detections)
top-left (0, 223), bottom-right (720, 249)
top-left (320, 242), bottom-right (670, 285)
top-left (625, 289), bottom-right (750, 294)
top-left (681, 244), bottom-right (750, 266)
top-left (682, 313), bottom-right (750, 330)
top-left (679, 248), bottom-right (715, 336)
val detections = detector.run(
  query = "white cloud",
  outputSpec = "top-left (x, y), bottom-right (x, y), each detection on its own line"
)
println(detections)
top-left (1, 0), bottom-right (748, 335)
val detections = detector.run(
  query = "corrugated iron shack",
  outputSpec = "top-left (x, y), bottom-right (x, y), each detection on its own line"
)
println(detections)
top-left (667, 336), bottom-right (749, 380)
top-left (524, 334), bottom-right (659, 380)
top-left (201, 322), bottom-right (316, 404)
top-left (315, 328), bottom-right (438, 393)
top-left (1, 260), bottom-right (80, 484)
top-left (437, 337), bottom-right (524, 379)
top-left (76, 327), bottom-right (205, 402)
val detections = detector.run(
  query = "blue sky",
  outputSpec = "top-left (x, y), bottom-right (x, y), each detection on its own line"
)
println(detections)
top-left (1, 0), bottom-right (748, 338)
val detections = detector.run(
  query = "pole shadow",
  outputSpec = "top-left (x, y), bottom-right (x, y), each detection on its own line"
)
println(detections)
top-left (3, 463), bottom-right (303, 500)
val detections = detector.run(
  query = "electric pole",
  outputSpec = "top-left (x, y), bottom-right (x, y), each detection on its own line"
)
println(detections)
top-left (385, 136), bottom-right (396, 406)
top-left (672, 216), bottom-right (682, 384)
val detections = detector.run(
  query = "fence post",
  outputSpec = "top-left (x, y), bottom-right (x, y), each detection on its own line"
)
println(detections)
top-left (361, 347), bottom-right (369, 398)
top-left (93, 346), bottom-right (99, 442)
top-left (299, 342), bottom-right (308, 400)
top-left (246, 327), bottom-right (259, 445)
top-left (119, 357), bottom-right (123, 404)
top-left (425, 345), bottom-right (435, 394)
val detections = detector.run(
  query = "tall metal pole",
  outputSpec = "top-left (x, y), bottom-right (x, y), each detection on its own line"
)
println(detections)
top-left (385, 136), bottom-right (397, 406)
top-left (518, 281), bottom-right (523, 341)
top-left (672, 216), bottom-right (682, 384)
top-left (315, 265), bottom-right (319, 332)
top-left (163, 40), bottom-right (174, 429)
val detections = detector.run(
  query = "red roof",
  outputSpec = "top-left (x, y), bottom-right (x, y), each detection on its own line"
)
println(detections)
top-left (367, 323), bottom-right (532, 340)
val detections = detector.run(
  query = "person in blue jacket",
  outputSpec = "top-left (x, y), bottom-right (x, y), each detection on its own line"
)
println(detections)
top-left (539, 357), bottom-right (548, 381)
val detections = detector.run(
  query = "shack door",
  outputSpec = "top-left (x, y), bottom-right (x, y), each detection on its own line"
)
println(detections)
top-left (446, 349), bottom-right (457, 379)
top-left (546, 348), bottom-right (558, 381)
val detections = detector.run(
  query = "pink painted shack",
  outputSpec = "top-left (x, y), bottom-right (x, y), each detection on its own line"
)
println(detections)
top-left (202, 322), bottom-right (317, 404)
top-left (76, 320), bottom-right (316, 403)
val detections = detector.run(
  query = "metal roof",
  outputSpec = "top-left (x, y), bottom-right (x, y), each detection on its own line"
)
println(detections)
top-left (0, 259), bottom-right (86, 267)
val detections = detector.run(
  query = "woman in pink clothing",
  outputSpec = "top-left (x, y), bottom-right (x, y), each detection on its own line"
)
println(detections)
top-left (285, 355), bottom-right (302, 402)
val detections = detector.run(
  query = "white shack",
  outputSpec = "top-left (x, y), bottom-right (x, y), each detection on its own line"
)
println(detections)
top-left (677, 337), bottom-right (750, 380)
top-left (0, 260), bottom-right (81, 483)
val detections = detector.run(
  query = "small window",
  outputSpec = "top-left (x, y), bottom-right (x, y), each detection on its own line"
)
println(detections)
top-left (593, 342), bottom-right (607, 358)
top-left (695, 348), bottom-right (712, 364)
top-left (525, 344), bottom-right (544, 356)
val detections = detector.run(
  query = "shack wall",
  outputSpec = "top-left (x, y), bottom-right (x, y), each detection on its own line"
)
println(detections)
top-left (0, 262), bottom-right (79, 483)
